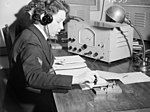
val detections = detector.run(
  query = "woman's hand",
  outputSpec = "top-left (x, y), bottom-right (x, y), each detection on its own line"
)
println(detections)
top-left (72, 71), bottom-right (96, 84)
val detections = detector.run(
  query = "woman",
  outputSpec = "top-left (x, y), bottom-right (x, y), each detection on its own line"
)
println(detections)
top-left (7, 0), bottom-right (95, 111)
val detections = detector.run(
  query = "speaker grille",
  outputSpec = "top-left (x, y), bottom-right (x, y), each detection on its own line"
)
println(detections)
top-left (134, 12), bottom-right (146, 28)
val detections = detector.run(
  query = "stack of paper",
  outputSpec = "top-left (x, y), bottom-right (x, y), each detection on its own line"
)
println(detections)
top-left (53, 55), bottom-right (109, 90)
top-left (53, 55), bottom-right (88, 75)
top-left (55, 66), bottom-right (91, 76)
top-left (53, 62), bottom-right (87, 71)
top-left (54, 55), bottom-right (85, 64)
top-left (53, 55), bottom-right (150, 90)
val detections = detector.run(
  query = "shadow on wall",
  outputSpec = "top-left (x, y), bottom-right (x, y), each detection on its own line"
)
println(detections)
top-left (9, 6), bottom-right (32, 44)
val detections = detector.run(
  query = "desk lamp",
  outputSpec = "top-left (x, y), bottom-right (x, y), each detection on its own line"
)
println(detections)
top-left (106, 5), bottom-right (147, 72)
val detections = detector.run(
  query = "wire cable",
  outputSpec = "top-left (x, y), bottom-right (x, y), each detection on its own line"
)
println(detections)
top-left (100, 0), bottom-right (105, 21)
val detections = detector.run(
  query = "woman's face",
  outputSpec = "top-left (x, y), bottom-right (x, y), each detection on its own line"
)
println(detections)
top-left (47, 10), bottom-right (66, 37)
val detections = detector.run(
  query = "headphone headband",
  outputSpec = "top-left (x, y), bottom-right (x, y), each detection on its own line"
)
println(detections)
top-left (32, 0), bottom-right (54, 25)
top-left (32, 0), bottom-right (68, 25)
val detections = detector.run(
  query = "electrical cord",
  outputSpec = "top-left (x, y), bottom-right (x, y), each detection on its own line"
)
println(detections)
top-left (64, 15), bottom-right (84, 24)
top-left (132, 42), bottom-right (150, 69)
top-left (125, 18), bottom-right (145, 61)
top-left (123, 17), bottom-right (150, 71)
top-left (100, 0), bottom-right (105, 21)
top-left (69, 15), bottom-right (84, 21)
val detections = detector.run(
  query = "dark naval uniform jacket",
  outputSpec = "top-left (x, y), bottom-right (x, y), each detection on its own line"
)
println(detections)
top-left (7, 24), bottom-right (73, 111)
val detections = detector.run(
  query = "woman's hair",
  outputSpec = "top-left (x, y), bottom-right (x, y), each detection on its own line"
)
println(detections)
top-left (26, 0), bottom-right (70, 25)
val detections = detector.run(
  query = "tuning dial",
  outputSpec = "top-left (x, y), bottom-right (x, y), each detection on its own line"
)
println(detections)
top-left (68, 46), bottom-right (72, 50)
top-left (81, 44), bottom-right (87, 50)
top-left (77, 49), bottom-right (82, 52)
top-left (72, 38), bottom-right (75, 42)
top-left (68, 38), bottom-right (75, 42)
top-left (84, 51), bottom-right (92, 55)
top-left (68, 38), bottom-right (72, 42)
top-left (72, 47), bottom-right (77, 51)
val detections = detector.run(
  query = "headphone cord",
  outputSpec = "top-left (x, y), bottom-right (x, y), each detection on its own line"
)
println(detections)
top-left (46, 25), bottom-right (50, 38)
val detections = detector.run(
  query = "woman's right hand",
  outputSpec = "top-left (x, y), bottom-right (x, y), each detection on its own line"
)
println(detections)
top-left (72, 71), bottom-right (96, 84)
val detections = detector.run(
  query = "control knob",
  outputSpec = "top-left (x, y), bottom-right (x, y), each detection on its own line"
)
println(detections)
top-left (81, 44), bottom-right (87, 50)
top-left (84, 51), bottom-right (92, 55)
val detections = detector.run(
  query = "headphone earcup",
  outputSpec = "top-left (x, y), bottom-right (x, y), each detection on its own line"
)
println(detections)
top-left (41, 14), bottom-right (53, 25)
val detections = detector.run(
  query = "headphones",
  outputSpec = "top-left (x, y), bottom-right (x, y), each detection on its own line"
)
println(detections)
top-left (32, 0), bottom-right (56, 26)
top-left (40, 13), bottom-right (53, 25)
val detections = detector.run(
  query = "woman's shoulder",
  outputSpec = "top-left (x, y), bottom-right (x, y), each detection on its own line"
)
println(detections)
top-left (20, 28), bottom-right (40, 44)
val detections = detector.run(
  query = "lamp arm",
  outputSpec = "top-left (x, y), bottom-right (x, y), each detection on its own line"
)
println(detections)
top-left (131, 25), bottom-right (146, 63)
top-left (125, 19), bottom-right (146, 66)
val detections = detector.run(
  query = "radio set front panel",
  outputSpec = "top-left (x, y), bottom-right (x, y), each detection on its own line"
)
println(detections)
top-left (67, 21), bottom-right (133, 63)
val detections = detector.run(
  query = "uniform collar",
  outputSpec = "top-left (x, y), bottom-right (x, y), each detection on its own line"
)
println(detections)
top-left (34, 24), bottom-right (49, 40)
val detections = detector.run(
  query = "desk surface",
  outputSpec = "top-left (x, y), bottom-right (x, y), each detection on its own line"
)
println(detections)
top-left (52, 49), bottom-right (150, 112)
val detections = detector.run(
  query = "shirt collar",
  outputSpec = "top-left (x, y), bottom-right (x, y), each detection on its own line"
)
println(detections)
top-left (34, 24), bottom-right (49, 40)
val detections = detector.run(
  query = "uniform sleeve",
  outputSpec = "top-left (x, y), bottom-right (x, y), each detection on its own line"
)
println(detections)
top-left (20, 44), bottom-right (73, 90)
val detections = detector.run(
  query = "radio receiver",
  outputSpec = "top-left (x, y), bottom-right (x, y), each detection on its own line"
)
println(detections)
top-left (67, 21), bottom-right (134, 63)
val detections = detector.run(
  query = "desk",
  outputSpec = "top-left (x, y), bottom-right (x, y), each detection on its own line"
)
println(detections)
top-left (52, 49), bottom-right (150, 112)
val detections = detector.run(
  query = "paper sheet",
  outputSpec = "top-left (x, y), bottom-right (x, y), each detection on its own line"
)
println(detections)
top-left (55, 67), bottom-right (91, 76)
top-left (53, 55), bottom-right (150, 87)
top-left (54, 64), bottom-right (108, 90)
top-left (119, 72), bottom-right (150, 84)
top-left (95, 70), bottom-right (125, 80)
top-left (53, 62), bottom-right (87, 71)
top-left (54, 55), bottom-right (85, 64)
top-left (95, 70), bottom-right (150, 84)
top-left (53, 55), bottom-right (89, 75)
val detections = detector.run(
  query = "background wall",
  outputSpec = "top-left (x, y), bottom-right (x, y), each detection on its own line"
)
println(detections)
top-left (0, 0), bottom-right (30, 28)
top-left (0, 0), bottom-right (30, 47)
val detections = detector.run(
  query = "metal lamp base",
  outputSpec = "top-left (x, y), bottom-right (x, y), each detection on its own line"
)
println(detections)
top-left (140, 66), bottom-right (148, 72)
top-left (140, 62), bottom-right (149, 72)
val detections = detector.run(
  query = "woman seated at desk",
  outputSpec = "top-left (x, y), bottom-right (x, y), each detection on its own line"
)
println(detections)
top-left (6, 0), bottom-right (96, 112)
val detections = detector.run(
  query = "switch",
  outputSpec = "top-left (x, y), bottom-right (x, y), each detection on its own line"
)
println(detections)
top-left (100, 56), bottom-right (104, 59)
top-left (93, 52), bottom-right (98, 57)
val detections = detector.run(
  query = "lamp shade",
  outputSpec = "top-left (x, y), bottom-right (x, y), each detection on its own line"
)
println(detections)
top-left (106, 5), bottom-right (126, 23)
